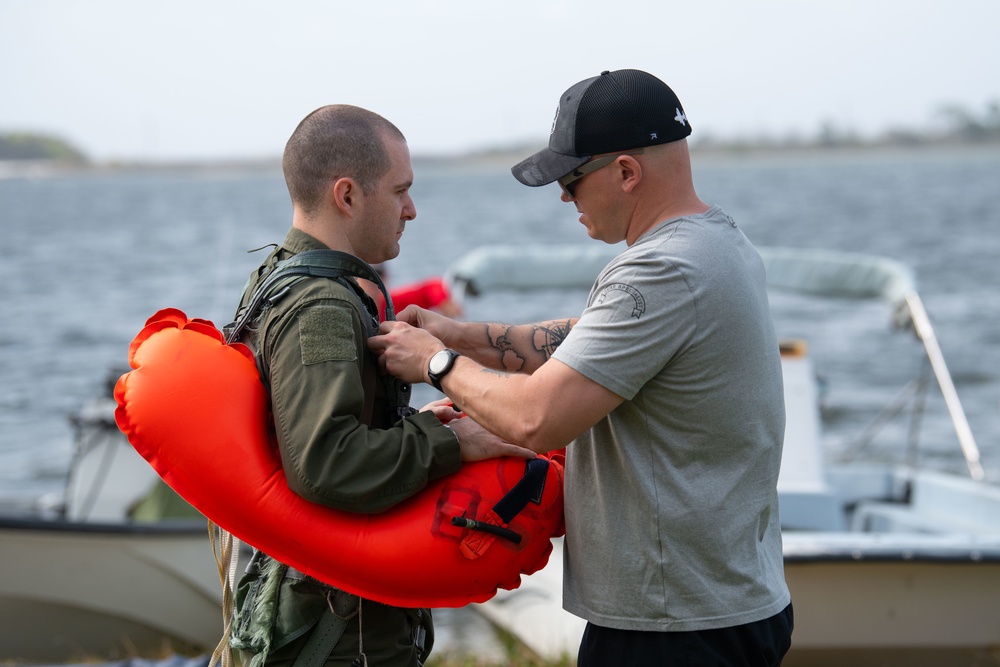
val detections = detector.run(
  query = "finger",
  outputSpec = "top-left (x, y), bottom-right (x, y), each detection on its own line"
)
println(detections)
top-left (396, 305), bottom-right (422, 325)
top-left (421, 404), bottom-right (450, 418)
top-left (431, 406), bottom-right (463, 421)
top-left (501, 444), bottom-right (537, 460)
top-left (377, 321), bottom-right (393, 334)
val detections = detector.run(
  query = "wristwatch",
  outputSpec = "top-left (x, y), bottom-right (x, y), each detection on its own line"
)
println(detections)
top-left (427, 348), bottom-right (460, 392)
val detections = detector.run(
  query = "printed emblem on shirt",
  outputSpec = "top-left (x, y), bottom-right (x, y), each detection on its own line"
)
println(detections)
top-left (597, 283), bottom-right (646, 319)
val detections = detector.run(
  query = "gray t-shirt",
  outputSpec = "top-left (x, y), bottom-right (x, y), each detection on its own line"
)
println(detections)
top-left (553, 205), bottom-right (790, 632)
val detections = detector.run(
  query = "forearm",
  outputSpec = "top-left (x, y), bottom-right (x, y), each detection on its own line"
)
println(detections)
top-left (439, 352), bottom-right (620, 455)
top-left (277, 408), bottom-right (461, 513)
top-left (442, 357), bottom-right (559, 453)
top-left (446, 318), bottom-right (577, 375)
top-left (370, 316), bottom-right (621, 453)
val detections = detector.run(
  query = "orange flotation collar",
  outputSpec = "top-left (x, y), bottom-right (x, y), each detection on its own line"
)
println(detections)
top-left (114, 308), bottom-right (565, 608)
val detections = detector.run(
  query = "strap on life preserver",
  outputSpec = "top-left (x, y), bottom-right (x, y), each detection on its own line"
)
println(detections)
top-left (453, 457), bottom-right (551, 558)
top-left (493, 457), bottom-right (550, 522)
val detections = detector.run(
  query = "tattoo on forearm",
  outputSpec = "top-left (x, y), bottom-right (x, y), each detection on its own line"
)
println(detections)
top-left (484, 319), bottom-right (574, 372)
top-left (486, 324), bottom-right (525, 372)
top-left (532, 319), bottom-right (572, 359)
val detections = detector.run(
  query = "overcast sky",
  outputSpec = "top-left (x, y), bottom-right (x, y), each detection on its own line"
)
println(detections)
top-left (2, 0), bottom-right (997, 162)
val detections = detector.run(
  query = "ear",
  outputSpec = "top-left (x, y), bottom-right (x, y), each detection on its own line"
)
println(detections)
top-left (331, 177), bottom-right (359, 215)
top-left (617, 155), bottom-right (642, 194)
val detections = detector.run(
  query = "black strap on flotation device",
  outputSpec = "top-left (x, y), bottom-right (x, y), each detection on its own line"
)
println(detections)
top-left (451, 457), bottom-right (551, 544)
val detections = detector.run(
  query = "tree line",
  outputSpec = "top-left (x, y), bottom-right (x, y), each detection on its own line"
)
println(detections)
top-left (3, 101), bottom-right (998, 164)
top-left (0, 133), bottom-right (88, 162)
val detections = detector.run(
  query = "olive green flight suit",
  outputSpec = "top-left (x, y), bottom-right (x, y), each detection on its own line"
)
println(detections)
top-left (230, 228), bottom-right (461, 667)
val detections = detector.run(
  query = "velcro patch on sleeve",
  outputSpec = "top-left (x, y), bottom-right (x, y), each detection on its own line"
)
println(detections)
top-left (298, 306), bottom-right (357, 364)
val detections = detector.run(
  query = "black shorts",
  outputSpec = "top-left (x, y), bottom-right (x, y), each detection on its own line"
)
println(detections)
top-left (577, 603), bottom-right (793, 667)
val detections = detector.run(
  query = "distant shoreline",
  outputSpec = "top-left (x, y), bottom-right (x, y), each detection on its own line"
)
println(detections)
top-left (3, 140), bottom-right (1000, 179)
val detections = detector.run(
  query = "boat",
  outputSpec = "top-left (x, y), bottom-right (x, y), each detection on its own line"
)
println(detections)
top-left (0, 370), bottom-right (235, 663)
top-left (447, 244), bottom-right (1000, 667)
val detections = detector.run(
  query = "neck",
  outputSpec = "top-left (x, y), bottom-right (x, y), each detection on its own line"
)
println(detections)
top-left (625, 142), bottom-right (709, 245)
top-left (292, 210), bottom-right (354, 254)
top-left (626, 191), bottom-right (710, 245)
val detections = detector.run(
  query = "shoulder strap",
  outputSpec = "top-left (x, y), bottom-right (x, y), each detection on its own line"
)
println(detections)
top-left (224, 248), bottom-right (414, 425)
top-left (225, 249), bottom-right (395, 345)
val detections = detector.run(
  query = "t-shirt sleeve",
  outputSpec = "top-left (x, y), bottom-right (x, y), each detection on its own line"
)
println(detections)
top-left (552, 258), bottom-right (697, 400)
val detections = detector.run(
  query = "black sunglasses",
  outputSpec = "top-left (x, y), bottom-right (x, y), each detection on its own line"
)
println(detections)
top-left (558, 149), bottom-right (644, 197)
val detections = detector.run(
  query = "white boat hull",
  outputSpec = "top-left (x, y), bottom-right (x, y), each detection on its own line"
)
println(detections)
top-left (0, 518), bottom-right (224, 662)
top-left (476, 536), bottom-right (1000, 666)
top-left (784, 556), bottom-right (1000, 666)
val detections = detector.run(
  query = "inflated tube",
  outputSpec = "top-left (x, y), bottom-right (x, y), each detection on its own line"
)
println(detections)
top-left (114, 308), bottom-right (565, 608)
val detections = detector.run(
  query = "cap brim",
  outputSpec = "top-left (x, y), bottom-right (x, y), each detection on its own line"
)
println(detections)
top-left (511, 147), bottom-right (590, 187)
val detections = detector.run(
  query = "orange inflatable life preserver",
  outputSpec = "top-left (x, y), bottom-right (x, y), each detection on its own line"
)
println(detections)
top-left (392, 278), bottom-right (451, 311)
top-left (113, 308), bottom-right (565, 608)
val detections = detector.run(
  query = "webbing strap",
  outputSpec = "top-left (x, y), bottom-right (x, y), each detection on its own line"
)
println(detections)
top-left (226, 249), bottom-right (394, 345)
top-left (451, 457), bottom-right (551, 547)
top-left (292, 611), bottom-right (350, 667)
top-left (493, 457), bottom-right (550, 523)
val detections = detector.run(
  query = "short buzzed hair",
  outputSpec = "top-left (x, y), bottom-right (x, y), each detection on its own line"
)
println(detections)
top-left (282, 105), bottom-right (406, 214)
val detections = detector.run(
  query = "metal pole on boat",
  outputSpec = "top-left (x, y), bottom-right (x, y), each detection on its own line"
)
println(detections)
top-left (905, 291), bottom-right (985, 481)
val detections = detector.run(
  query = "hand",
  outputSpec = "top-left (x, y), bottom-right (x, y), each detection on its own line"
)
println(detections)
top-left (432, 298), bottom-right (463, 319)
top-left (419, 398), bottom-right (464, 423)
top-left (448, 417), bottom-right (536, 462)
top-left (396, 305), bottom-right (457, 342)
top-left (368, 320), bottom-right (443, 385)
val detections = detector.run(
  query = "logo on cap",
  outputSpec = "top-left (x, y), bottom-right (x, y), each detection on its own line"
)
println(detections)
top-left (675, 108), bottom-right (688, 127)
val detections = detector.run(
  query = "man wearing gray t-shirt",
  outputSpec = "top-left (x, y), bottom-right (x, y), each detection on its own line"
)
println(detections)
top-left (371, 69), bottom-right (793, 666)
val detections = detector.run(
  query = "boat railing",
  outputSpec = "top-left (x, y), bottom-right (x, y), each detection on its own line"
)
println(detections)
top-left (444, 244), bottom-right (985, 481)
top-left (759, 247), bottom-right (984, 481)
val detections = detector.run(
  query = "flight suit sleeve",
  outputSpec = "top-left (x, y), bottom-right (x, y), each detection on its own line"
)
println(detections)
top-left (260, 286), bottom-right (461, 514)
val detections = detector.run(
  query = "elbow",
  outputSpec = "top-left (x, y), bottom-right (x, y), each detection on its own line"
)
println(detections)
top-left (285, 463), bottom-right (395, 514)
top-left (285, 470), bottom-right (326, 505)
top-left (515, 405), bottom-right (570, 454)
top-left (286, 471), bottom-right (402, 514)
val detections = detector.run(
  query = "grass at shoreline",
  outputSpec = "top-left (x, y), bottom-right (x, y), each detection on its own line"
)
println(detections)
top-left (429, 658), bottom-right (574, 667)
top-left (427, 623), bottom-right (575, 667)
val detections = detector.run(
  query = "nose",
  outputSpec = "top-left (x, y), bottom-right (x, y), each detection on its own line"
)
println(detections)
top-left (402, 193), bottom-right (416, 221)
top-left (559, 187), bottom-right (575, 203)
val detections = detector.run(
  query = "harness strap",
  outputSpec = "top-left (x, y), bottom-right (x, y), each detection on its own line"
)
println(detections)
top-left (292, 610), bottom-right (350, 667)
top-left (226, 249), bottom-right (395, 345)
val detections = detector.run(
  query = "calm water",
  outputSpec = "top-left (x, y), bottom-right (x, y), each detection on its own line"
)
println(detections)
top-left (2, 146), bottom-right (1000, 503)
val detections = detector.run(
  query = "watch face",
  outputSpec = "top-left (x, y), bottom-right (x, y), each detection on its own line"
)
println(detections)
top-left (429, 350), bottom-right (450, 374)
